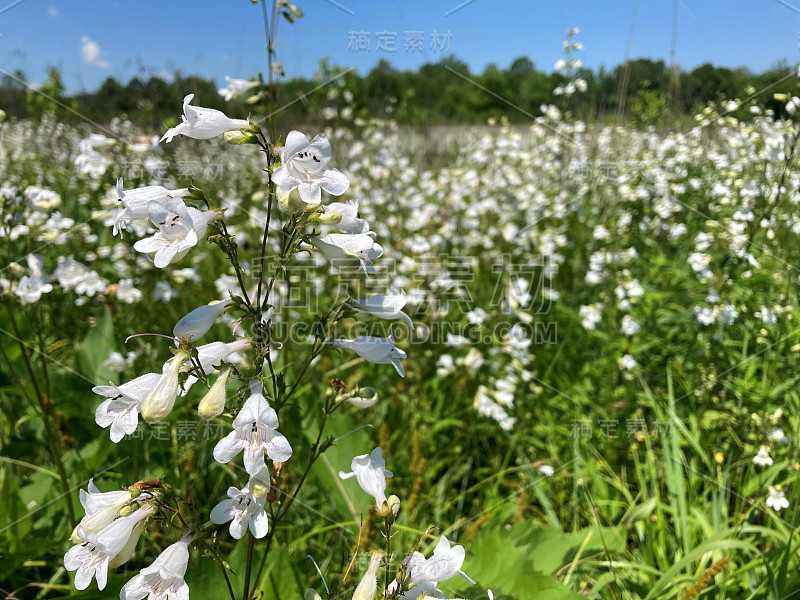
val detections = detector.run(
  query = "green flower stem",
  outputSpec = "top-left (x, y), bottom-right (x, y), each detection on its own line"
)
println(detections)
top-left (243, 536), bottom-right (255, 600)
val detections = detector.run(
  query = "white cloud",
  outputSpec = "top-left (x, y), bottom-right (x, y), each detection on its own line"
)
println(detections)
top-left (47, 6), bottom-right (59, 17)
top-left (80, 35), bottom-right (110, 69)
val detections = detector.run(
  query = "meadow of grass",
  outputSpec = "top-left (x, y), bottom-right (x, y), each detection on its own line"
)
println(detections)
top-left (2, 79), bottom-right (800, 600)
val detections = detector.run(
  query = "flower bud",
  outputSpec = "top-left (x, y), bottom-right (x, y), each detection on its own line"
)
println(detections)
top-left (174, 299), bottom-right (232, 342)
top-left (277, 188), bottom-right (307, 216)
top-left (351, 551), bottom-right (383, 600)
top-left (346, 386), bottom-right (378, 409)
top-left (69, 490), bottom-right (133, 544)
top-left (387, 495), bottom-right (401, 517)
top-left (141, 351), bottom-right (189, 423)
top-left (305, 590), bottom-right (322, 600)
top-left (205, 207), bottom-right (226, 223)
top-left (308, 210), bottom-right (342, 226)
top-left (251, 478), bottom-right (270, 500)
top-left (187, 185), bottom-right (205, 201)
top-left (224, 130), bottom-right (260, 145)
top-left (284, 3), bottom-right (304, 19)
top-left (198, 367), bottom-right (232, 419)
top-left (246, 91), bottom-right (265, 104)
top-left (0, 109), bottom-right (6, 123)
top-left (118, 502), bottom-right (139, 517)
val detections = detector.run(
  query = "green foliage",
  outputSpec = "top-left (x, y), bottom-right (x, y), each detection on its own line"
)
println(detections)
top-left (0, 57), bottom-right (795, 128)
top-left (4, 78), bottom-right (800, 600)
top-left (629, 81), bottom-right (667, 127)
top-left (75, 309), bottom-right (116, 383)
top-left (25, 68), bottom-right (77, 120)
top-left (444, 520), bottom-right (628, 600)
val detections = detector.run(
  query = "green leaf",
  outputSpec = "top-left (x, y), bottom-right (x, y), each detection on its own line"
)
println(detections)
top-left (0, 462), bottom-right (33, 554)
top-left (254, 543), bottom-right (302, 599)
top-left (447, 523), bottom-right (586, 600)
top-left (522, 525), bottom-right (624, 575)
top-left (308, 413), bottom-right (362, 523)
top-left (75, 309), bottom-right (115, 384)
top-left (619, 496), bottom-right (658, 526)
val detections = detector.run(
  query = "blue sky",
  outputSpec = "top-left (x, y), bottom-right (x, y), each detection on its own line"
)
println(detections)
top-left (0, 0), bottom-right (798, 93)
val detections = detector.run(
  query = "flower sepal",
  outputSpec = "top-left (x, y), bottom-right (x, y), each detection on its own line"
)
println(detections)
top-left (224, 130), bottom-right (260, 145)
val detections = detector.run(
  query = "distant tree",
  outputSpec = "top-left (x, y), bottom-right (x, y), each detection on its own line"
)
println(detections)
top-left (0, 57), bottom-right (796, 128)
top-left (0, 69), bottom-right (29, 117)
top-left (26, 67), bottom-right (74, 120)
top-left (615, 59), bottom-right (669, 115)
top-left (682, 63), bottom-right (747, 107)
top-left (509, 56), bottom-right (534, 79)
top-left (365, 59), bottom-right (400, 112)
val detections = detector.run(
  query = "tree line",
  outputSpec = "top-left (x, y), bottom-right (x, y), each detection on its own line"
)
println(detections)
top-left (0, 55), bottom-right (795, 129)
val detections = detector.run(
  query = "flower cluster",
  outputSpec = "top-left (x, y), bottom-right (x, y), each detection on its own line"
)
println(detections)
top-left (552, 27), bottom-right (587, 97)
top-left (334, 447), bottom-right (477, 599)
top-left (63, 478), bottom-right (194, 597)
top-left (62, 83), bottom-right (433, 598)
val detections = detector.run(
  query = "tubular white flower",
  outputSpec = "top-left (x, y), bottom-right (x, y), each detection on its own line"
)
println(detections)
top-left (273, 130), bottom-right (350, 204)
top-left (405, 535), bottom-right (475, 587)
top-left (74, 138), bottom-right (111, 179)
top-left (65, 506), bottom-right (154, 591)
top-left (194, 339), bottom-right (250, 373)
top-left (218, 76), bottom-right (259, 101)
top-left (769, 428), bottom-right (789, 444)
top-left (213, 382), bottom-right (293, 475)
top-left (133, 198), bottom-right (215, 269)
top-left (308, 233), bottom-right (383, 276)
top-left (209, 467), bottom-right (270, 539)
top-left (325, 199), bottom-right (369, 234)
top-left (753, 445), bottom-right (773, 467)
top-left (161, 94), bottom-right (250, 143)
top-left (338, 447), bottom-right (393, 508)
top-left (767, 486), bottom-right (789, 511)
top-left (113, 178), bottom-right (190, 236)
top-left (173, 298), bottom-right (233, 342)
top-left (198, 367), bottom-right (232, 419)
top-left (537, 464), bottom-right (555, 477)
top-left (349, 290), bottom-right (414, 330)
top-left (14, 276), bottom-right (53, 303)
top-left (14, 254), bottom-right (53, 303)
top-left (141, 351), bottom-right (190, 423)
top-left (71, 479), bottom-right (135, 544)
top-left (109, 517), bottom-right (149, 568)
top-left (120, 531), bottom-right (195, 600)
top-left (328, 331), bottom-right (406, 377)
top-left (24, 254), bottom-right (48, 279)
top-left (93, 372), bottom-right (161, 443)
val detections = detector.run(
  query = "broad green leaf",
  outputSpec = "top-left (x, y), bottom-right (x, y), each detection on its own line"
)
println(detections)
top-left (75, 309), bottom-right (116, 384)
